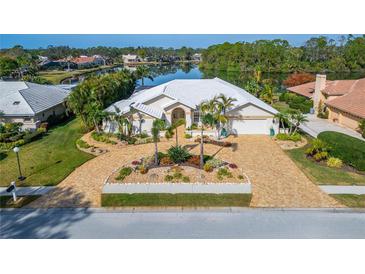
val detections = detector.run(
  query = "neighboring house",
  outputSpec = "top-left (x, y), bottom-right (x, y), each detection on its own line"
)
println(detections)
top-left (192, 53), bottom-right (202, 61)
top-left (104, 78), bottom-right (278, 135)
top-left (287, 75), bottom-right (365, 131)
top-left (0, 81), bottom-right (70, 130)
top-left (122, 54), bottom-right (140, 64)
top-left (40, 60), bottom-right (77, 70)
top-left (71, 55), bottom-right (106, 68)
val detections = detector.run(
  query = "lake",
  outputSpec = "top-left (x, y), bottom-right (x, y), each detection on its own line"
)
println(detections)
top-left (63, 63), bottom-right (365, 90)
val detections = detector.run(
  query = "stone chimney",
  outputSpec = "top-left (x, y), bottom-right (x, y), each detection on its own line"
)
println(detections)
top-left (313, 74), bottom-right (326, 113)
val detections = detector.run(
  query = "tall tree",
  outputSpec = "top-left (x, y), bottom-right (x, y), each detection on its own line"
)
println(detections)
top-left (151, 119), bottom-right (165, 165)
top-left (135, 65), bottom-right (153, 86)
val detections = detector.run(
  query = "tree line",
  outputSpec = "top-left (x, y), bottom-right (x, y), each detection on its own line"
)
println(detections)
top-left (200, 35), bottom-right (365, 73)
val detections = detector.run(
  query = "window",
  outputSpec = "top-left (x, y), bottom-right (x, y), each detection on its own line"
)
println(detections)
top-left (193, 110), bottom-right (200, 123)
top-left (24, 117), bottom-right (32, 122)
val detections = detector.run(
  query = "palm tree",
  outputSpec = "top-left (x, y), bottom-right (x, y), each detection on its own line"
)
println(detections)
top-left (199, 113), bottom-right (215, 168)
top-left (135, 65), bottom-right (153, 86)
top-left (292, 112), bottom-right (308, 134)
top-left (171, 118), bottom-right (185, 146)
top-left (151, 119), bottom-right (165, 165)
top-left (260, 83), bottom-right (274, 105)
top-left (274, 111), bottom-right (287, 134)
top-left (216, 94), bottom-right (237, 115)
top-left (86, 102), bottom-right (107, 133)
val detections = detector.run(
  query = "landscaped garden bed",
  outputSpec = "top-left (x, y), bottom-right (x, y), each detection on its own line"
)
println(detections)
top-left (274, 133), bottom-right (307, 150)
top-left (101, 193), bottom-right (252, 207)
top-left (76, 138), bottom-right (108, 156)
top-left (108, 145), bottom-right (248, 184)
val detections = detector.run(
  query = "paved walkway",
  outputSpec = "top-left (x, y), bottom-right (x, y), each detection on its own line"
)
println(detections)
top-left (28, 132), bottom-right (343, 208)
top-left (103, 183), bottom-right (251, 194)
top-left (320, 185), bottom-right (365, 194)
top-left (0, 186), bottom-right (55, 196)
top-left (300, 114), bottom-right (364, 140)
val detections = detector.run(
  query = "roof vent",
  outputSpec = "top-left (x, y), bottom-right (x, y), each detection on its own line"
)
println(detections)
top-left (13, 101), bottom-right (20, 105)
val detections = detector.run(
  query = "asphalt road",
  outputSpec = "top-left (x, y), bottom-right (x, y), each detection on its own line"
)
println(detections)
top-left (1, 208), bottom-right (365, 239)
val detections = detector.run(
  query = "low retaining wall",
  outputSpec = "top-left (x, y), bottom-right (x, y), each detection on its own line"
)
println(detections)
top-left (320, 185), bottom-right (365, 195)
top-left (103, 182), bottom-right (251, 194)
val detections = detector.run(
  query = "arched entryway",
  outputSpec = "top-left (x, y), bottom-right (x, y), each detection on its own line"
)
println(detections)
top-left (171, 107), bottom-right (186, 124)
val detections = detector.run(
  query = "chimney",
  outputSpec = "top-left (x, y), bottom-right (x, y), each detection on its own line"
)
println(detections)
top-left (313, 74), bottom-right (326, 113)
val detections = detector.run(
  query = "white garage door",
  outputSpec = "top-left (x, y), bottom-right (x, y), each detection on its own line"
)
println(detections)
top-left (231, 119), bottom-right (269, 135)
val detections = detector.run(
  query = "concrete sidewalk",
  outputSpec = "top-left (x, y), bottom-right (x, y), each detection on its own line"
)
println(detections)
top-left (320, 185), bottom-right (365, 195)
top-left (0, 186), bottom-right (55, 196)
top-left (103, 183), bottom-right (252, 194)
top-left (300, 114), bottom-right (363, 140)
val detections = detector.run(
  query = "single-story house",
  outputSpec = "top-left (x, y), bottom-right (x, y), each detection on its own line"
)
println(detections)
top-left (71, 55), bottom-right (106, 68)
top-left (287, 75), bottom-right (365, 130)
top-left (103, 78), bottom-right (279, 135)
top-left (0, 81), bottom-right (70, 130)
top-left (122, 54), bottom-right (140, 64)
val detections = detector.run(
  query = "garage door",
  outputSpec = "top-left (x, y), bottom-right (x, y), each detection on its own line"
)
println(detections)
top-left (231, 119), bottom-right (269, 135)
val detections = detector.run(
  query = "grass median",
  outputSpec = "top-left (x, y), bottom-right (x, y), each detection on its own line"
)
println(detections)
top-left (101, 193), bottom-right (252, 207)
top-left (330, 194), bottom-right (365, 208)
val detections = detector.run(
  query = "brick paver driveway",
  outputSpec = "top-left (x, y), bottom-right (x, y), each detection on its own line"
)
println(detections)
top-left (29, 132), bottom-right (343, 208)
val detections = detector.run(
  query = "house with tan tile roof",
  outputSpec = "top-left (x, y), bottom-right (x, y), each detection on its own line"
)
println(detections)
top-left (287, 75), bottom-right (365, 131)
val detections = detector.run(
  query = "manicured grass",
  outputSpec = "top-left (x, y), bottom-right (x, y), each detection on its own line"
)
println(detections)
top-left (286, 145), bottom-right (365, 185)
top-left (0, 119), bottom-right (94, 186)
top-left (38, 65), bottom-right (113, 84)
top-left (0, 195), bottom-right (40, 208)
top-left (330, 194), bottom-right (365, 208)
top-left (318, 131), bottom-right (365, 171)
top-left (101, 193), bottom-right (252, 207)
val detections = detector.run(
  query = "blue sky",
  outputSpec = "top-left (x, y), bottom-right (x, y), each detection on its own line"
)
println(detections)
top-left (0, 34), bottom-right (353, 49)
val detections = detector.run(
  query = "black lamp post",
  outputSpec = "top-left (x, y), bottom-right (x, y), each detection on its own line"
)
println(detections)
top-left (13, 146), bottom-right (26, 181)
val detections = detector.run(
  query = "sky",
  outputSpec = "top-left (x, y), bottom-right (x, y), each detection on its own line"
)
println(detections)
top-left (0, 34), bottom-right (354, 49)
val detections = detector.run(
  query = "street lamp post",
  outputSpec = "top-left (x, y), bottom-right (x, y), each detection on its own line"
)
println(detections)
top-left (13, 146), bottom-right (25, 181)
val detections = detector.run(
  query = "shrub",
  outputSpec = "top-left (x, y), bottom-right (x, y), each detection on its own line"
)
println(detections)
top-left (167, 145), bottom-right (191, 163)
top-left (184, 133), bottom-right (192, 139)
top-left (238, 175), bottom-right (244, 180)
top-left (91, 132), bottom-right (114, 144)
top-left (23, 130), bottom-right (44, 144)
top-left (318, 131), bottom-right (365, 171)
top-left (206, 158), bottom-right (224, 168)
top-left (203, 162), bottom-right (213, 172)
top-left (217, 167), bottom-right (233, 180)
top-left (118, 134), bottom-right (137, 145)
top-left (36, 127), bottom-right (47, 134)
top-left (134, 137), bottom-right (154, 145)
top-left (182, 176), bottom-right (190, 182)
top-left (276, 133), bottom-right (302, 142)
top-left (313, 151), bottom-right (329, 162)
top-left (160, 156), bottom-right (173, 165)
top-left (173, 172), bottom-right (183, 180)
top-left (305, 138), bottom-right (329, 157)
top-left (116, 167), bottom-right (132, 181)
top-left (229, 163), bottom-right (238, 169)
top-left (76, 139), bottom-right (90, 149)
top-left (139, 164), bottom-right (148, 174)
top-left (187, 155), bottom-right (200, 166)
top-left (131, 160), bottom-right (141, 165)
top-left (164, 174), bottom-right (173, 182)
top-left (0, 139), bottom-right (25, 150)
top-left (158, 152), bottom-right (167, 160)
top-left (326, 157), bottom-right (343, 168)
top-left (136, 132), bottom-right (149, 139)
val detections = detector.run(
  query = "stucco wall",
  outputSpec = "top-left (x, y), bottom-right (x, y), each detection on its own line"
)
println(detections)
top-left (328, 107), bottom-right (361, 130)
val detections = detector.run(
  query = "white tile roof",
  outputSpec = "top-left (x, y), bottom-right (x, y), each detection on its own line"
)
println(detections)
top-left (105, 78), bottom-right (278, 116)
top-left (0, 81), bottom-right (70, 116)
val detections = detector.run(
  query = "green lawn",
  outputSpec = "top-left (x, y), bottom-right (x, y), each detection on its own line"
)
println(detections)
top-left (0, 195), bottom-right (40, 208)
top-left (38, 65), bottom-right (113, 84)
top-left (318, 131), bottom-right (365, 171)
top-left (330, 194), bottom-right (365, 208)
top-left (286, 145), bottom-right (365, 185)
top-left (0, 119), bottom-right (94, 186)
top-left (101, 193), bottom-right (252, 207)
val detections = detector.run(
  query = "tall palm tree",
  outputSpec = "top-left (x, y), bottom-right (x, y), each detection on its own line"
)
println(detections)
top-left (274, 111), bottom-right (287, 134)
top-left (260, 83), bottom-right (274, 105)
top-left (135, 65), bottom-right (153, 86)
top-left (199, 113), bottom-right (215, 168)
top-left (171, 118), bottom-right (185, 146)
top-left (151, 119), bottom-right (165, 165)
top-left (292, 112), bottom-right (308, 134)
top-left (216, 94), bottom-right (237, 115)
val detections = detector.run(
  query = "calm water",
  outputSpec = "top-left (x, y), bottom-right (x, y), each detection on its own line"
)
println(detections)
top-left (63, 63), bottom-right (365, 89)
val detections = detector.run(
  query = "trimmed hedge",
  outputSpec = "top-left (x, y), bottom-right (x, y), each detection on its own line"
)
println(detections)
top-left (318, 131), bottom-right (365, 171)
